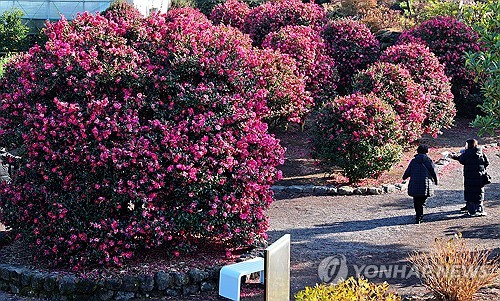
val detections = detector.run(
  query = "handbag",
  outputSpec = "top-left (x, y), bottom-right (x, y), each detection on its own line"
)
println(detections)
top-left (482, 173), bottom-right (492, 186)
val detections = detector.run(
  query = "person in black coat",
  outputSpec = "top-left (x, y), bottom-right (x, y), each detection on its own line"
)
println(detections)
top-left (403, 145), bottom-right (438, 224)
top-left (450, 139), bottom-right (489, 216)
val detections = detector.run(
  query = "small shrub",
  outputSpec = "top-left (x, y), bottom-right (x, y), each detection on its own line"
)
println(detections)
top-left (409, 234), bottom-right (499, 301)
top-left (353, 62), bottom-right (428, 143)
top-left (380, 42), bottom-right (455, 137)
top-left (397, 16), bottom-right (483, 115)
top-left (262, 25), bottom-right (338, 106)
top-left (361, 6), bottom-right (405, 32)
top-left (209, 0), bottom-right (250, 29)
top-left (243, 0), bottom-right (326, 46)
top-left (312, 93), bottom-right (403, 182)
top-left (0, 8), bottom-right (29, 52)
top-left (322, 18), bottom-right (380, 95)
top-left (340, 0), bottom-right (377, 16)
top-left (295, 276), bottom-right (402, 301)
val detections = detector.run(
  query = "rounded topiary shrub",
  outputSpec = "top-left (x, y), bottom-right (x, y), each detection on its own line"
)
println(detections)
top-left (0, 7), bottom-right (287, 270)
top-left (322, 18), bottom-right (381, 95)
top-left (380, 42), bottom-right (456, 137)
top-left (209, 0), bottom-right (250, 30)
top-left (262, 25), bottom-right (338, 106)
top-left (397, 16), bottom-right (482, 115)
top-left (243, 0), bottom-right (326, 46)
top-left (353, 62), bottom-right (428, 143)
top-left (312, 93), bottom-right (403, 182)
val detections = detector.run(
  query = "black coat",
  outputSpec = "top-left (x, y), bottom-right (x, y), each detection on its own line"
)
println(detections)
top-left (403, 154), bottom-right (438, 197)
top-left (453, 147), bottom-right (489, 202)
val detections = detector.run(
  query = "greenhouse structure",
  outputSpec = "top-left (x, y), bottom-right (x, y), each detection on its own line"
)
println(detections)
top-left (0, 0), bottom-right (171, 29)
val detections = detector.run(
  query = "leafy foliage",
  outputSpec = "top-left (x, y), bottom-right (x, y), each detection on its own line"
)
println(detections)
top-left (312, 93), bottom-right (403, 182)
top-left (464, 0), bottom-right (500, 135)
top-left (380, 42), bottom-right (455, 136)
top-left (295, 277), bottom-right (402, 301)
top-left (0, 8), bottom-right (29, 52)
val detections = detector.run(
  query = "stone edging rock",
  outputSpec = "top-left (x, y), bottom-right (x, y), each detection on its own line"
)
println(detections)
top-left (0, 263), bottom-right (221, 300)
top-left (271, 143), bottom-right (499, 197)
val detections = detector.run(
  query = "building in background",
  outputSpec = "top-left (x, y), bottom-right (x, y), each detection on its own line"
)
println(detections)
top-left (0, 0), bottom-right (171, 31)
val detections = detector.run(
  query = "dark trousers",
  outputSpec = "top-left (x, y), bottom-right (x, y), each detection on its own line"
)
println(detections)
top-left (413, 196), bottom-right (428, 217)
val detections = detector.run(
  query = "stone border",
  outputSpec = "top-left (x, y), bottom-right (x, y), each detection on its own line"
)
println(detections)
top-left (0, 264), bottom-right (221, 300)
top-left (271, 143), bottom-right (500, 197)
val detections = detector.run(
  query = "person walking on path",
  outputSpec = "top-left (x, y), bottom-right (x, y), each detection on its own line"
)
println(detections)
top-left (450, 139), bottom-right (489, 217)
top-left (403, 144), bottom-right (439, 224)
top-left (403, 144), bottom-right (438, 224)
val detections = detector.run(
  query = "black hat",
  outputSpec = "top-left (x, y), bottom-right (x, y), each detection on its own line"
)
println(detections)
top-left (417, 144), bottom-right (428, 154)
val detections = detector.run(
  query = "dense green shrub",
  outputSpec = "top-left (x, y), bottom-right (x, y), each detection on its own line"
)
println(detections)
top-left (397, 16), bottom-right (483, 115)
top-left (380, 42), bottom-right (455, 137)
top-left (0, 8), bottom-right (29, 52)
top-left (295, 277), bottom-right (402, 301)
top-left (464, 0), bottom-right (500, 135)
top-left (243, 0), bottom-right (326, 46)
top-left (0, 5), bottom-right (293, 269)
top-left (353, 62), bottom-right (428, 143)
top-left (312, 93), bottom-right (403, 182)
top-left (322, 18), bottom-right (380, 95)
top-left (262, 25), bottom-right (338, 106)
top-left (170, 0), bottom-right (197, 9)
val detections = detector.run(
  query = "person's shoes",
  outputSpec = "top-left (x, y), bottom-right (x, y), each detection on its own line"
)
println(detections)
top-left (415, 216), bottom-right (423, 224)
top-left (468, 212), bottom-right (487, 217)
top-left (460, 206), bottom-right (468, 212)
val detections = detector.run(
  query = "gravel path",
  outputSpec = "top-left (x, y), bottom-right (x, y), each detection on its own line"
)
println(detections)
top-left (267, 146), bottom-right (500, 299)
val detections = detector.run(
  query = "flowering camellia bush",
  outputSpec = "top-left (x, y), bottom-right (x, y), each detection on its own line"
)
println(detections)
top-left (353, 62), bottom-right (428, 143)
top-left (209, 0), bottom-right (250, 30)
top-left (322, 18), bottom-right (380, 95)
top-left (0, 6), bottom-right (289, 269)
top-left (380, 43), bottom-right (455, 137)
top-left (252, 48), bottom-right (314, 125)
top-left (397, 16), bottom-right (482, 113)
top-left (243, 0), bottom-right (326, 46)
top-left (312, 93), bottom-right (403, 182)
top-left (262, 25), bottom-right (338, 106)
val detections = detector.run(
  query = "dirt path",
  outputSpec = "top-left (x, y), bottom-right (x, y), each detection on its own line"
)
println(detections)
top-left (267, 146), bottom-right (500, 300)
